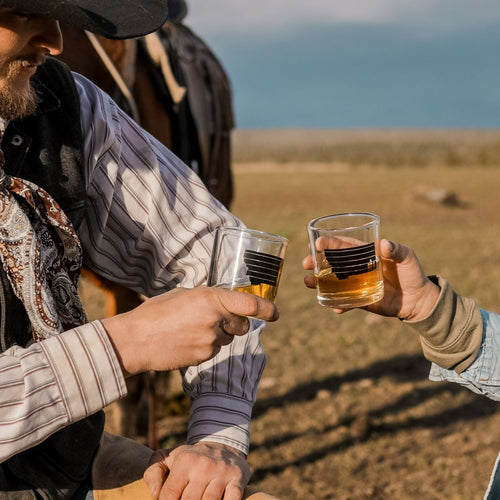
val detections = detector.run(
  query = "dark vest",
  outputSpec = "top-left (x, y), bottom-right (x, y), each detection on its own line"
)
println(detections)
top-left (0, 58), bottom-right (104, 499)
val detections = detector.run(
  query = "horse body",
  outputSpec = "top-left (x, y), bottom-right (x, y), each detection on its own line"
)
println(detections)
top-left (60, 28), bottom-right (174, 147)
top-left (58, 21), bottom-right (234, 448)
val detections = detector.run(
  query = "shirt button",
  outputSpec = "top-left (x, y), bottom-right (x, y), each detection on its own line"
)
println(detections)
top-left (11, 135), bottom-right (23, 146)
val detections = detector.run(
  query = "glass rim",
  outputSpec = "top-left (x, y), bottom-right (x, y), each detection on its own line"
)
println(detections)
top-left (307, 212), bottom-right (380, 232)
top-left (216, 225), bottom-right (288, 243)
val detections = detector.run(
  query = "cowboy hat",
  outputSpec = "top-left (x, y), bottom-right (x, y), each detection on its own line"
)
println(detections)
top-left (0, 0), bottom-right (169, 39)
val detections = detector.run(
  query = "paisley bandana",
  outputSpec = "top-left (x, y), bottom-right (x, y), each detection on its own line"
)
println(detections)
top-left (0, 134), bottom-right (87, 341)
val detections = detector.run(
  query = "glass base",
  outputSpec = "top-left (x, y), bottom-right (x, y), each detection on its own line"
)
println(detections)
top-left (317, 289), bottom-right (384, 309)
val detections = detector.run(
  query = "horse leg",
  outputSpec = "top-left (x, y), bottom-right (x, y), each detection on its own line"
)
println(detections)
top-left (110, 286), bottom-right (167, 449)
top-left (145, 371), bottom-right (159, 449)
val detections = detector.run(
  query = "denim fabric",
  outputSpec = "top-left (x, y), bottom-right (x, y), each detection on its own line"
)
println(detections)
top-left (429, 309), bottom-right (500, 400)
top-left (428, 308), bottom-right (500, 498)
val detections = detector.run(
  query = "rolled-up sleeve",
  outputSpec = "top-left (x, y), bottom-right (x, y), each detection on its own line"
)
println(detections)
top-left (430, 309), bottom-right (500, 401)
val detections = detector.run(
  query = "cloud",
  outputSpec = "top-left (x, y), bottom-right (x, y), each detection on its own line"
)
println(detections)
top-left (186, 0), bottom-right (500, 38)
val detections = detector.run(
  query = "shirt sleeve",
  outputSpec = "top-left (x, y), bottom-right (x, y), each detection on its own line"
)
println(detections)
top-left (0, 321), bottom-right (126, 463)
top-left (403, 275), bottom-right (483, 372)
top-left (401, 276), bottom-right (500, 402)
top-left (429, 309), bottom-right (500, 402)
top-left (74, 74), bottom-right (267, 454)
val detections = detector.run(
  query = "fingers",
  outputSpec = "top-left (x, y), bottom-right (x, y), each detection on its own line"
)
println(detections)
top-left (303, 273), bottom-right (317, 289)
top-left (220, 315), bottom-right (251, 337)
top-left (143, 449), bottom-right (170, 500)
top-left (215, 287), bottom-right (279, 323)
top-left (302, 254), bottom-right (314, 270)
top-left (216, 482), bottom-right (244, 500)
top-left (182, 478), bottom-right (242, 500)
top-left (307, 237), bottom-right (411, 264)
top-left (315, 235), bottom-right (363, 251)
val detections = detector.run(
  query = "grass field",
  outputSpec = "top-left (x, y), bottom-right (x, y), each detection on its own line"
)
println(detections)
top-left (82, 129), bottom-right (500, 499)
top-left (229, 159), bottom-right (500, 500)
top-left (232, 128), bottom-right (500, 167)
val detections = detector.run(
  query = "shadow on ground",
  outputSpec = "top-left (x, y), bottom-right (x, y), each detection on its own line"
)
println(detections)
top-left (250, 353), bottom-right (498, 481)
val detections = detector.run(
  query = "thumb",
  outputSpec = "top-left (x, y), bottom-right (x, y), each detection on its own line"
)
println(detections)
top-left (215, 287), bottom-right (279, 322)
top-left (380, 239), bottom-right (412, 263)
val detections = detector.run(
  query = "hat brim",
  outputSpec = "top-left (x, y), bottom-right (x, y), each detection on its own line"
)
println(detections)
top-left (0, 0), bottom-right (169, 39)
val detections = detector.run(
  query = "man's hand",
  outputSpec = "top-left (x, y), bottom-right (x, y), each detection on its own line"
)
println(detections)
top-left (303, 238), bottom-right (440, 321)
top-left (143, 442), bottom-right (251, 500)
top-left (102, 286), bottom-right (279, 377)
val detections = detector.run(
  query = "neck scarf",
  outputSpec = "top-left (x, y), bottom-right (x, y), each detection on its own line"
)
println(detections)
top-left (0, 131), bottom-right (86, 341)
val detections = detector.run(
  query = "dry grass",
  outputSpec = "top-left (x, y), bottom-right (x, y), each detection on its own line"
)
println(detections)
top-left (233, 128), bottom-right (500, 167)
top-left (229, 158), bottom-right (500, 500)
top-left (81, 130), bottom-right (500, 499)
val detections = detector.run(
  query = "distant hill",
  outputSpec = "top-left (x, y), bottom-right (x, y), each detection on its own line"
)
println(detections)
top-left (232, 128), bottom-right (500, 167)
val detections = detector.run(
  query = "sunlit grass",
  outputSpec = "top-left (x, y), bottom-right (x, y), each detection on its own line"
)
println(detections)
top-left (81, 130), bottom-right (500, 499)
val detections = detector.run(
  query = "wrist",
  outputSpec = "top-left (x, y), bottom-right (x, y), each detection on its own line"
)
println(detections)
top-left (403, 276), bottom-right (441, 322)
top-left (196, 441), bottom-right (247, 458)
top-left (101, 312), bottom-right (140, 378)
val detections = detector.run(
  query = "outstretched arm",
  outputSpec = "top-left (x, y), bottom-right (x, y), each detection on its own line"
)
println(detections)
top-left (303, 238), bottom-right (482, 373)
top-left (76, 76), bottom-right (280, 499)
top-left (303, 238), bottom-right (440, 321)
top-left (0, 286), bottom-right (278, 465)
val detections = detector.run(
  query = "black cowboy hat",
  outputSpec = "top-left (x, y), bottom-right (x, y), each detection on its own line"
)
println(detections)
top-left (0, 0), bottom-right (169, 39)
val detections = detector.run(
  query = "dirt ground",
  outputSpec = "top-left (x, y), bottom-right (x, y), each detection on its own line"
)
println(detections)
top-left (81, 159), bottom-right (500, 500)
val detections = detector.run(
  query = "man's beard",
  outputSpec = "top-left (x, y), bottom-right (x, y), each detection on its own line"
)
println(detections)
top-left (0, 59), bottom-right (39, 121)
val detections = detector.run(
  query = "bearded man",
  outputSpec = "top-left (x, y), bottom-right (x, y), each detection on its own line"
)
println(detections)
top-left (0, 2), bottom-right (280, 499)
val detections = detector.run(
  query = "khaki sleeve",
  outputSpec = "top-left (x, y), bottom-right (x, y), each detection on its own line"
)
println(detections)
top-left (403, 275), bottom-right (483, 373)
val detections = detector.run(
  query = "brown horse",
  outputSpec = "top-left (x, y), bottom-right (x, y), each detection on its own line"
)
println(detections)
top-left (57, 19), bottom-right (234, 449)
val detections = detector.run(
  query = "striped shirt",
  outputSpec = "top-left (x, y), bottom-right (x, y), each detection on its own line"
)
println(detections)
top-left (0, 73), bottom-right (267, 462)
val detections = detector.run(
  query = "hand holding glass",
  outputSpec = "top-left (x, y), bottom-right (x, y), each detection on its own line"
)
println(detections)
top-left (208, 227), bottom-right (288, 302)
top-left (307, 213), bottom-right (384, 308)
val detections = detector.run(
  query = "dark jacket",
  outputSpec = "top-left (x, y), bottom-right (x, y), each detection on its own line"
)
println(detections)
top-left (0, 58), bottom-right (104, 500)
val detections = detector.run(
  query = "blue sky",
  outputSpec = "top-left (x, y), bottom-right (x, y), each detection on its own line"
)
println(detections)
top-left (185, 0), bottom-right (500, 129)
